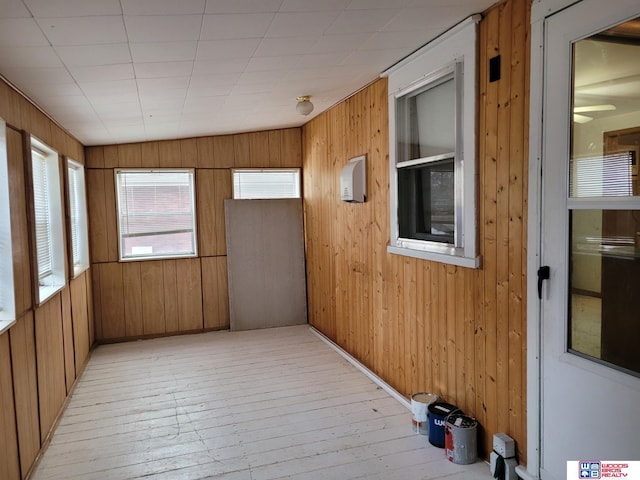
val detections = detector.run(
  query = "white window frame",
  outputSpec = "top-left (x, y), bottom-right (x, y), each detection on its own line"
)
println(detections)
top-left (66, 159), bottom-right (90, 277)
top-left (0, 117), bottom-right (16, 333)
top-left (383, 16), bottom-right (480, 269)
top-left (232, 168), bottom-right (301, 199)
top-left (30, 136), bottom-right (66, 305)
top-left (115, 169), bottom-right (198, 262)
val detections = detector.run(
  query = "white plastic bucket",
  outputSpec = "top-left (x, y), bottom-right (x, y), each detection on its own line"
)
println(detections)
top-left (410, 392), bottom-right (439, 435)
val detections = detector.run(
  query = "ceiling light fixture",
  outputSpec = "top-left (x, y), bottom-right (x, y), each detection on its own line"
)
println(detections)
top-left (574, 104), bottom-right (616, 113)
top-left (296, 96), bottom-right (314, 116)
top-left (573, 113), bottom-right (594, 124)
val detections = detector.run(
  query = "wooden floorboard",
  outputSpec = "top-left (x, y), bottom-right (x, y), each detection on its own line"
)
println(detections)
top-left (33, 326), bottom-right (492, 480)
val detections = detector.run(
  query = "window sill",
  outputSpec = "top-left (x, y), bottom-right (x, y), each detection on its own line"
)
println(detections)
top-left (0, 318), bottom-right (16, 336)
top-left (38, 283), bottom-right (65, 305)
top-left (387, 244), bottom-right (481, 269)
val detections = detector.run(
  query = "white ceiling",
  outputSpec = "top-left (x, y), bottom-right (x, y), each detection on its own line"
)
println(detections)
top-left (0, 0), bottom-right (496, 146)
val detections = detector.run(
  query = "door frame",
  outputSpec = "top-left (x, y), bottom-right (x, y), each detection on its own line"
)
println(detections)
top-left (526, 1), bottom-right (640, 479)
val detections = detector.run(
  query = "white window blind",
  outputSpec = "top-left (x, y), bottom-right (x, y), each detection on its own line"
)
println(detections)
top-left (0, 117), bottom-right (16, 327)
top-left (32, 148), bottom-right (53, 281)
top-left (570, 152), bottom-right (634, 197)
top-left (29, 137), bottom-right (64, 304)
top-left (232, 169), bottom-right (301, 199)
top-left (67, 160), bottom-right (89, 275)
top-left (116, 169), bottom-right (197, 261)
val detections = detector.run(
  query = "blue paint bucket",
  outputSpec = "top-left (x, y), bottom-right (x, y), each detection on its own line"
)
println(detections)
top-left (427, 402), bottom-right (459, 448)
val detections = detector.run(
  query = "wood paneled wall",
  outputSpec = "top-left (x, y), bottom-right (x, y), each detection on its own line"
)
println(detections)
top-left (85, 128), bottom-right (302, 342)
top-left (302, 0), bottom-right (530, 461)
top-left (0, 78), bottom-right (94, 479)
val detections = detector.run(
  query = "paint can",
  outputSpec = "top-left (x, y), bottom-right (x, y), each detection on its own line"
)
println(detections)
top-left (410, 392), bottom-right (439, 434)
top-left (444, 412), bottom-right (478, 465)
top-left (427, 402), bottom-right (459, 448)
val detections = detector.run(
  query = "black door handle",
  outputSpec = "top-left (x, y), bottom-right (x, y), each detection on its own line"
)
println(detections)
top-left (537, 266), bottom-right (550, 299)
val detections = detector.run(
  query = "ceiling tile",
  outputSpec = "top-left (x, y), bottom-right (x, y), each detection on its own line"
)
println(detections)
top-left (69, 64), bottom-right (134, 82)
top-left (86, 91), bottom-right (140, 105)
top-left (79, 79), bottom-right (138, 96)
top-left (359, 30), bottom-right (437, 50)
top-left (0, 46), bottom-right (62, 68)
top-left (382, 6), bottom-right (471, 31)
top-left (204, 0), bottom-right (282, 14)
top-left (134, 61), bottom-right (194, 78)
top-left (55, 44), bottom-right (132, 66)
top-left (124, 15), bottom-right (203, 43)
top-left (279, 0), bottom-right (350, 11)
top-left (182, 95), bottom-right (225, 113)
top-left (0, 19), bottom-right (50, 47)
top-left (196, 39), bottom-right (259, 60)
top-left (189, 72), bottom-right (240, 88)
top-left (245, 55), bottom-right (303, 73)
top-left (200, 13), bottom-right (274, 40)
top-left (348, 0), bottom-right (412, 9)
top-left (310, 33), bottom-right (371, 53)
top-left (325, 9), bottom-right (399, 34)
top-left (186, 83), bottom-right (233, 97)
top-left (22, 82), bottom-right (84, 100)
top-left (24, 0), bottom-right (123, 17)
top-left (130, 41), bottom-right (197, 62)
top-left (192, 58), bottom-right (249, 75)
top-left (266, 12), bottom-right (340, 37)
top-left (254, 36), bottom-right (319, 57)
top-left (297, 51), bottom-right (350, 68)
top-left (36, 16), bottom-right (127, 46)
top-left (236, 70), bottom-right (284, 85)
top-left (0, 0), bottom-right (32, 18)
top-left (122, 0), bottom-right (205, 15)
top-left (137, 76), bottom-right (190, 95)
top-left (2, 66), bottom-right (74, 85)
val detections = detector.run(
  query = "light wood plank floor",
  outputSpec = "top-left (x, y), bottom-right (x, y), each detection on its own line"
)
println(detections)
top-left (33, 326), bottom-right (492, 480)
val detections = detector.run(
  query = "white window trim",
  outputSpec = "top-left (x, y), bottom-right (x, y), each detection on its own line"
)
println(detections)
top-left (30, 136), bottom-right (66, 305)
top-left (115, 168), bottom-right (198, 262)
top-left (67, 159), bottom-right (90, 277)
top-left (383, 15), bottom-right (480, 269)
top-left (0, 117), bottom-right (16, 333)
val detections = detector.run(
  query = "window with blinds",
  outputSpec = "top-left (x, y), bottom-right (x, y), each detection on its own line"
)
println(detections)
top-left (232, 169), bottom-right (301, 199)
top-left (0, 117), bottom-right (16, 329)
top-left (67, 160), bottom-right (89, 276)
top-left (30, 137), bottom-right (65, 304)
top-left (115, 169), bottom-right (197, 261)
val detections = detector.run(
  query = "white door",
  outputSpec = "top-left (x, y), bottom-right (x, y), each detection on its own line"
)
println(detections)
top-left (541, 2), bottom-right (640, 479)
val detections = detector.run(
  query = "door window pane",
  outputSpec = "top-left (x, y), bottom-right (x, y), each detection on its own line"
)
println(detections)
top-left (569, 16), bottom-right (640, 376)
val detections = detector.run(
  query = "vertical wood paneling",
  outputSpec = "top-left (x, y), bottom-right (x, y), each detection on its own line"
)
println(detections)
top-left (302, 0), bottom-right (529, 460)
top-left (249, 131), bottom-right (270, 167)
top-left (140, 261), bottom-right (166, 335)
top-left (70, 273), bottom-right (90, 375)
top-left (7, 127), bottom-right (32, 316)
top-left (9, 312), bottom-right (40, 478)
top-left (85, 270), bottom-right (95, 347)
top-left (34, 294), bottom-right (66, 442)
top-left (117, 144), bottom-right (142, 168)
top-left (201, 256), bottom-right (229, 330)
top-left (98, 263), bottom-right (125, 339)
top-left (103, 145), bottom-right (118, 169)
top-left (196, 169), bottom-right (216, 257)
top-left (268, 130), bottom-right (282, 167)
top-left (122, 262), bottom-right (143, 337)
top-left (85, 147), bottom-right (104, 169)
top-left (233, 133), bottom-right (251, 168)
top-left (176, 258), bottom-right (203, 331)
top-left (0, 333), bottom-right (21, 480)
top-left (163, 260), bottom-right (179, 333)
top-left (180, 138), bottom-right (198, 168)
top-left (158, 140), bottom-right (182, 168)
top-left (213, 135), bottom-right (234, 168)
top-left (141, 141), bottom-right (159, 168)
top-left (196, 137), bottom-right (215, 168)
top-left (1, 77), bottom-right (90, 480)
top-left (281, 128), bottom-right (302, 167)
top-left (60, 287), bottom-right (76, 393)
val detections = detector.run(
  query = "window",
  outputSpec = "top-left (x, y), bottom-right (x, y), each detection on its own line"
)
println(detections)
top-left (30, 136), bottom-right (66, 304)
top-left (0, 118), bottom-right (16, 332)
top-left (232, 169), bottom-right (301, 199)
top-left (385, 16), bottom-right (479, 268)
top-left (67, 159), bottom-right (90, 277)
top-left (115, 169), bottom-right (197, 261)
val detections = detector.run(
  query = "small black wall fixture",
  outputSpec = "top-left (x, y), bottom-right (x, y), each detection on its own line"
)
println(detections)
top-left (489, 55), bottom-right (501, 83)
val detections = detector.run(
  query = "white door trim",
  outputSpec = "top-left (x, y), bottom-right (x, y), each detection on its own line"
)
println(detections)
top-left (524, 1), bottom-right (583, 479)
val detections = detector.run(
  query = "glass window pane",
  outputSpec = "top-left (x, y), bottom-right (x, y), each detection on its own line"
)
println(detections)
top-left (398, 158), bottom-right (454, 244)
top-left (571, 18), bottom-right (640, 198)
top-left (398, 75), bottom-right (455, 163)
top-left (233, 169), bottom-right (300, 199)
top-left (116, 170), bottom-right (197, 260)
top-left (570, 209), bottom-right (640, 375)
